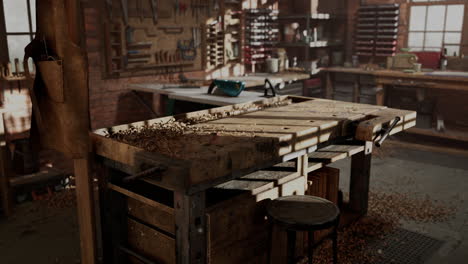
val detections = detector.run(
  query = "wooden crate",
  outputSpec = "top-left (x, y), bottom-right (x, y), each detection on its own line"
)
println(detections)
top-left (115, 164), bottom-right (305, 264)
top-left (304, 166), bottom-right (340, 247)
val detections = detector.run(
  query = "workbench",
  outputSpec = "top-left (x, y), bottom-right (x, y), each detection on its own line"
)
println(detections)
top-left (91, 95), bottom-right (415, 264)
top-left (323, 67), bottom-right (468, 141)
top-left (323, 67), bottom-right (468, 104)
top-left (129, 72), bottom-right (311, 116)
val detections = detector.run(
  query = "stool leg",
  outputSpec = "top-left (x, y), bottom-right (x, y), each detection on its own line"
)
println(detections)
top-left (267, 222), bottom-right (273, 264)
top-left (332, 227), bottom-right (338, 264)
top-left (308, 231), bottom-right (314, 264)
top-left (286, 230), bottom-right (296, 264)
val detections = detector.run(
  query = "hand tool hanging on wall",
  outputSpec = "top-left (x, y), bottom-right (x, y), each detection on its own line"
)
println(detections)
top-left (120, 0), bottom-right (129, 25)
top-left (158, 26), bottom-right (184, 34)
top-left (149, 0), bottom-right (158, 24)
top-left (177, 40), bottom-right (197, 61)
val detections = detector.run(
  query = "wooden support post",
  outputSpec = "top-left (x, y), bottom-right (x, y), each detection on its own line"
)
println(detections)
top-left (74, 158), bottom-right (97, 264)
top-left (375, 83), bottom-right (385, 106)
top-left (0, 145), bottom-right (13, 216)
top-left (352, 78), bottom-right (360, 103)
top-left (174, 191), bottom-right (207, 264)
top-left (298, 154), bottom-right (309, 191)
top-left (349, 141), bottom-right (373, 215)
top-left (324, 72), bottom-right (334, 99)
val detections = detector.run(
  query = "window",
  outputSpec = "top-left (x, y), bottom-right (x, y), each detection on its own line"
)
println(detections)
top-left (0, 0), bottom-right (36, 72)
top-left (408, 1), bottom-right (465, 56)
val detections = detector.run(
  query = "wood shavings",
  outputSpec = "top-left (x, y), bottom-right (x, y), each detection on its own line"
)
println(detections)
top-left (43, 188), bottom-right (77, 209)
top-left (108, 99), bottom-right (291, 158)
top-left (303, 190), bottom-right (457, 264)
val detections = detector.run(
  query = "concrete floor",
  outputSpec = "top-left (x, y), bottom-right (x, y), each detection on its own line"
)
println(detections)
top-left (331, 143), bottom-right (468, 264)
top-left (0, 141), bottom-right (467, 263)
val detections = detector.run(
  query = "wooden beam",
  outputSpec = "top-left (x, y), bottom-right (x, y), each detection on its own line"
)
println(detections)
top-left (349, 141), bottom-right (373, 215)
top-left (0, 145), bottom-right (13, 216)
top-left (174, 192), bottom-right (207, 264)
top-left (74, 157), bottom-right (97, 264)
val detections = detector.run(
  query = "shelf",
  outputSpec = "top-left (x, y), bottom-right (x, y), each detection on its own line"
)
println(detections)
top-left (279, 13), bottom-right (332, 20)
top-left (278, 41), bottom-right (341, 48)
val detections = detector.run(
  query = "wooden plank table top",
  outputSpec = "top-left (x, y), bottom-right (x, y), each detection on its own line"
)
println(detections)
top-left (220, 72), bottom-right (311, 88)
top-left (129, 84), bottom-right (266, 106)
top-left (91, 96), bottom-right (416, 193)
top-left (323, 67), bottom-right (468, 92)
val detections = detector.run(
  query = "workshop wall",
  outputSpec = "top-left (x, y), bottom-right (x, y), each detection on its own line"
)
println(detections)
top-left (82, 0), bottom-right (208, 129)
top-left (82, 0), bottom-right (244, 129)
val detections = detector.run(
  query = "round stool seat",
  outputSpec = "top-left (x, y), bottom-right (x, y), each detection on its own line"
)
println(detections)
top-left (267, 195), bottom-right (340, 230)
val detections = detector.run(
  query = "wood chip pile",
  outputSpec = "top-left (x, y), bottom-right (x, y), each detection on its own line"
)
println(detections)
top-left (303, 190), bottom-right (457, 264)
top-left (108, 99), bottom-right (292, 158)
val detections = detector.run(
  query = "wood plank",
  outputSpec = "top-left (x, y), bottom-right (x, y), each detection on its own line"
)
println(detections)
top-left (207, 193), bottom-right (270, 253)
top-left (108, 183), bottom-right (175, 235)
top-left (349, 142), bottom-right (373, 215)
top-left (280, 176), bottom-right (306, 196)
top-left (0, 145), bottom-right (13, 216)
top-left (355, 109), bottom-right (417, 141)
top-left (308, 151), bottom-right (348, 163)
top-left (74, 158), bottom-right (97, 264)
top-left (174, 192), bottom-right (206, 264)
top-left (127, 219), bottom-right (176, 264)
top-left (307, 162), bottom-right (324, 173)
top-left (9, 167), bottom-right (64, 187)
top-left (318, 145), bottom-right (365, 156)
top-left (241, 170), bottom-right (300, 186)
top-left (92, 96), bottom-right (415, 191)
top-left (215, 179), bottom-right (275, 196)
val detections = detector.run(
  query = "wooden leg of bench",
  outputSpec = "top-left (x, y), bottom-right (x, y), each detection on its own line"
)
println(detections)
top-left (174, 191), bottom-right (207, 264)
top-left (349, 142), bottom-right (373, 215)
top-left (74, 158), bottom-right (98, 264)
top-left (0, 145), bottom-right (13, 216)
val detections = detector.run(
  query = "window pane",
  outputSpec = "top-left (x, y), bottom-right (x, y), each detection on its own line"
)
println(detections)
top-left (409, 32), bottom-right (424, 47)
top-left (424, 47), bottom-right (442, 52)
top-left (445, 45), bottom-right (460, 56)
top-left (410, 6), bottom-right (427, 31)
top-left (444, 33), bottom-right (461, 45)
top-left (30, 0), bottom-right (36, 32)
top-left (446, 5), bottom-right (464, 31)
top-left (3, 0), bottom-right (29, 32)
top-left (7, 35), bottom-right (31, 72)
top-left (424, 32), bottom-right (443, 47)
top-left (426, 5), bottom-right (445, 31)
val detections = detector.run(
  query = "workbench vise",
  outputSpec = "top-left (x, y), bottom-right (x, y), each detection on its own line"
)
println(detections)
top-left (208, 79), bottom-right (246, 97)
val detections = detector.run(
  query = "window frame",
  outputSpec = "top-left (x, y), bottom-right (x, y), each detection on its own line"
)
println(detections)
top-left (0, 0), bottom-right (35, 65)
top-left (407, 0), bottom-right (468, 55)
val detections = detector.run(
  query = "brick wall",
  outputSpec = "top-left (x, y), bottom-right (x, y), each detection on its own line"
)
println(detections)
top-left (81, 1), bottom-right (207, 130)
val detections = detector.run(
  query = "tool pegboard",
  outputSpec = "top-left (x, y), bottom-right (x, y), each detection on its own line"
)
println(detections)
top-left (103, 0), bottom-right (218, 78)
top-left (102, 0), bottom-right (244, 78)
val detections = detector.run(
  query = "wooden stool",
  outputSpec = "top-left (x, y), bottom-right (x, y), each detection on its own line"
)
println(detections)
top-left (267, 195), bottom-right (340, 264)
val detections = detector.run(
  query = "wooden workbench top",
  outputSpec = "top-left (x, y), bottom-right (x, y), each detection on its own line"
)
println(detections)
top-left (323, 67), bottom-right (468, 82)
top-left (91, 96), bottom-right (416, 193)
top-left (130, 84), bottom-right (266, 106)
